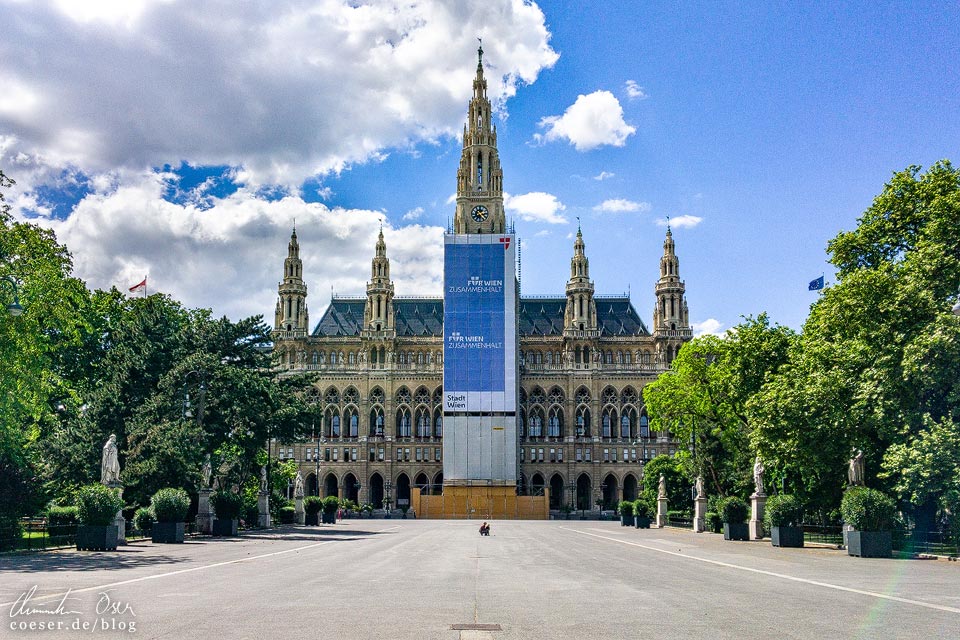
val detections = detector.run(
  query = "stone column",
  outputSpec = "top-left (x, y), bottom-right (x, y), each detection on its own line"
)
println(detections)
top-left (693, 496), bottom-right (708, 533)
top-left (656, 496), bottom-right (668, 528)
top-left (750, 493), bottom-right (767, 540)
top-left (258, 490), bottom-right (271, 528)
top-left (107, 481), bottom-right (126, 544)
top-left (196, 488), bottom-right (214, 534)
top-left (295, 496), bottom-right (305, 525)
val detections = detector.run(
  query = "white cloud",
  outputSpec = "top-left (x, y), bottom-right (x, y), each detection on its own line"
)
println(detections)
top-left (656, 215), bottom-right (703, 228)
top-left (692, 319), bottom-right (724, 337)
top-left (534, 229), bottom-right (550, 237)
top-left (534, 91), bottom-right (635, 151)
top-left (504, 191), bottom-right (567, 224)
top-left (0, 0), bottom-right (558, 189)
top-left (624, 80), bottom-right (648, 100)
top-left (41, 171), bottom-right (444, 321)
top-left (593, 171), bottom-right (615, 181)
top-left (593, 198), bottom-right (651, 213)
top-left (402, 206), bottom-right (424, 221)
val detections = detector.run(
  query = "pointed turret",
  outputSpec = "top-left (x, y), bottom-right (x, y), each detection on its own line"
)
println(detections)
top-left (453, 43), bottom-right (505, 234)
top-left (363, 227), bottom-right (395, 336)
top-left (274, 227), bottom-right (309, 336)
top-left (564, 224), bottom-right (598, 335)
top-left (653, 225), bottom-right (691, 365)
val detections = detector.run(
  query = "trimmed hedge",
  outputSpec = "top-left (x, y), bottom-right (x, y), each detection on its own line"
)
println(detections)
top-left (134, 507), bottom-right (155, 532)
top-left (720, 496), bottom-right (749, 523)
top-left (632, 498), bottom-right (653, 518)
top-left (279, 505), bottom-right (296, 524)
top-left (212, 491), bottom-right (243, 520)
top-left (322, 496), bottom-right (340, 514)
top-left (841, 487), bottom-right (896, 531)
top-left (764, 494), bottom-right (804, 528)
top-left (304, 496), bottom-right (323, 515)
top-left (76, 484), bottom-right (124, 526)
top-left (47, 505), bottom-right (79, 526)
top-left (618, 500), bottom-right (634, 516)
top-left (151, 488), bottom-right (190, 523)
top-left (706, 511), bottom-right (722, 532)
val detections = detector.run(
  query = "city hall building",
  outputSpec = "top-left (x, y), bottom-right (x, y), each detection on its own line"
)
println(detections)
top-left (269, 47), bottom-right (692, 518)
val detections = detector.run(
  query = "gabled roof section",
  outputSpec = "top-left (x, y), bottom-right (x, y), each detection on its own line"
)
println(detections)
top-left (312, 296), bottom-right (649, 338)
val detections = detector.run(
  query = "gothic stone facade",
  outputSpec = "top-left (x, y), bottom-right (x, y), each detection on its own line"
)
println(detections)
top-left (269, 47), bottom-right (692, 513)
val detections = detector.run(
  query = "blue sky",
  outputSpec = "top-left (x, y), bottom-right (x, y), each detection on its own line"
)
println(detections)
top-left (2, 1), bottom-right (958, 333)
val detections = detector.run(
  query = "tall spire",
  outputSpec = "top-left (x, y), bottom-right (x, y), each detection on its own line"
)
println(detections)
top-left (453, 43), bottom-right (505, 234)
top-left (364, 227), bottom-right (395, 335)
top-left (653, 225), bottom-right (691, 365)
top-left (274, 227), bottom-right (308, 335)
top-left (564, 226), bottom-right (597, 335)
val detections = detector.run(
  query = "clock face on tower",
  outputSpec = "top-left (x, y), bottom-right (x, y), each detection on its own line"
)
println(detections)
top-left (471, 205), bottom-right (489, 222)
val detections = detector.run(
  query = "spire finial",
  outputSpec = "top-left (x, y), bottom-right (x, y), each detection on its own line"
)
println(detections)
top-left (477, 37), bottom-right (483, 65)
top-left (576, 215), bottom-right (581, 235)
top-left (665, 215), bottom-right (672, 235)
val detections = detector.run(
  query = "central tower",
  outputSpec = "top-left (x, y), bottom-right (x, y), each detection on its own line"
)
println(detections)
top-left (442, 45), bottom-right (519, 514)
top-left (453, 44), bottom-right (506, 235)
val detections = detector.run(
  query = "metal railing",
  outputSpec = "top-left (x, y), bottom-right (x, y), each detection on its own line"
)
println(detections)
top-left (801, 523), bottom-right (844, 545)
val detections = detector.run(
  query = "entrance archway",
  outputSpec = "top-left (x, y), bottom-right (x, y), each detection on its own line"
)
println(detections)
top-left (602, 473), bottom-right (618, 509)
top-left (623, 474), bottom-right (638, 501)
top-left (343, 472), bottom-right (359, 503)
top-left (576, 474), bottom-right (591, 511)
top-left (395, 473), bottom-right (411, 507)
top-left (306, 473), bottom-right (318, 497)
top-left (323, 473), bottom-right (339, 498)
top-left (433, 472), bottom-right (443, 495)
top-left (549, 474), bottom-right (564, 510)
top-left (415, 472), bottom-right (430, 495)
top-left (531, 473), bottom-right (545, 496)
top-left (369, 472), bottom-right (384, 508)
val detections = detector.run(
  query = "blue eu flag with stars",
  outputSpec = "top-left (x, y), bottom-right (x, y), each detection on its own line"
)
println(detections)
top-left (808, 275), bottom-right (824, 291)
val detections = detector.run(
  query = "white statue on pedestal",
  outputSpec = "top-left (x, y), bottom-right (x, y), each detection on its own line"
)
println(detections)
top-left (848, 449), bottom-right (865, 486)
top-left (658, 474), bottom-right (666, 499)
top-left (695, 475), bottom-right (705, 499)
top-left (202, 454), bottom-right (212, 489)
top-left (101, 434), bottom-right (120, 484)
top-left (294, 470), bottom-right (304, 498)
top-left (260, 465), bottom-right (268, 492)
top-left (753, 456), bottom-right (765, 496)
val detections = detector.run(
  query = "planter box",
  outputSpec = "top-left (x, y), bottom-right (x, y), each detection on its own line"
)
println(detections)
top-left (723, 523), bottom-right (749, 541)
top-left (76, 525), bottom-right (119, 551)
top-left (634, 516), bottom-right (651, 529)
top-left (212, 519), bottom-right (238, 537)
top-left (305, 513), bottom-right (320, 526)
top-left (151, 522), bottom-right (185, 543)
top-left (621, 514), bottom-right (634, 527)
top-left (771, 525), bottom-right (804, 548)
top-left (321, 512), bottom-right (337, 524)
top-left (847, 530), bottom-right (892, 558)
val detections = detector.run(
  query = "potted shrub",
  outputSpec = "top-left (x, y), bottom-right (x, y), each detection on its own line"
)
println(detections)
top-left (765, 494), bottom-right (805, 548)
top-left (400, 504), bottom-right (410, 519)
top-left (212, 490), bottom-right (243, 536)
top-left (304, 496), bottom-right (323, 525)
top-left (76, 484), bottom-right (124, 551)
top-left (361, 503), bottom-right (374, 518)
top-left (321, 496), bottom-right (339, 524)
top-left (720, 496), bottom-right (749, 541)
top-left (841, 487), bottom-right (896, 558)
top-left (279, 505), bottom-right (296, 524)
top-left (151, 488), bottom-right (190, 543)
top-left (706, 511), bottom-right (723, 534)
top-left (133, 507), bottom-right (155, 535)
top-left (633, 499), bottom-right (652, 528)
top-left (47, 505), bottom-right (79, 546)
top-left (560, 505), bottom-right (573, 520)
top-left (618, 500), bottom-right (634, 526)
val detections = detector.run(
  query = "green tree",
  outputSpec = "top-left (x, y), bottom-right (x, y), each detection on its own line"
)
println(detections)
top-left (751, 161), bottom-right (960, 524)
top-left (640, 454), bottom-right (686, 509)
top-left (643, 314), bottom-right (795, 499)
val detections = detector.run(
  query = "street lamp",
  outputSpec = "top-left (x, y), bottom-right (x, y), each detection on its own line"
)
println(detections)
top-left (1, 276), bottom-right (23, 316)
top-left (384, 480), bottom-right (393, 511)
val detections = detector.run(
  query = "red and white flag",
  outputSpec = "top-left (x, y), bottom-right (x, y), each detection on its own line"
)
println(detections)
top-left (129, 277), bottom-right (147, 293)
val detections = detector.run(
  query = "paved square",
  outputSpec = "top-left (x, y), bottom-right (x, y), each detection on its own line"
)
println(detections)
top-left (2, 521), bottom-right (958, 639)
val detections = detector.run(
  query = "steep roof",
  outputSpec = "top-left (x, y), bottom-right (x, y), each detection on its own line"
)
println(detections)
top-left (312, 296), bottom-right (649, 337)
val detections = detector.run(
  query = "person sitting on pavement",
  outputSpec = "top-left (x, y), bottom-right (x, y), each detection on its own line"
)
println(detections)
top-left (479, 522), bottom-right (491, 536)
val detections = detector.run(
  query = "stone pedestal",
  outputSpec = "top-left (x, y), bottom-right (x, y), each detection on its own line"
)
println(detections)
top-left (693, 496), bottom-right (708, 533)
top-left (107, 481), bottom-right (126, 544)
top-left (257, 491), bottom-right (271, 528)
top-left (295, 496), bottom-right (305, 525)
top-left (656, 497), bottom-right (668, 528)
top-left (196, 488), bottom-right (214, 534)
top-left (750, 494), bottom-right (767, 540)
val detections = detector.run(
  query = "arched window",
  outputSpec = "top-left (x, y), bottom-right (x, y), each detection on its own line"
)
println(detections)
top-left (548, 407), bottom-right (563, 437)
top-left (576, 406), bottom-right (591, 437)
top-left (529, 408), bottom-right (544, 438)
top-left (331, 413), bottom-right (341, 438)
top-left (370, 406), bottom-right (384, 436)
top-left (639, 412), bottom-right (650, 438)
top-left (434, 412), bottom-right (443, 438)
top-left (415, 407), bottom-right (430, 438)
top-left (348, 410), bottom-right (359, 437)
top-left (602, 407), bottom-right (617, 439)
top-left (620, 414), bottom-right (631, 439)
top-left (396, 407), bottom-right (411, 438)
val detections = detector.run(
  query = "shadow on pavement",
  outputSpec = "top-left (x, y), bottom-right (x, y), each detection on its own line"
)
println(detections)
top-left (0, 548), bottom-right (193, 574)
